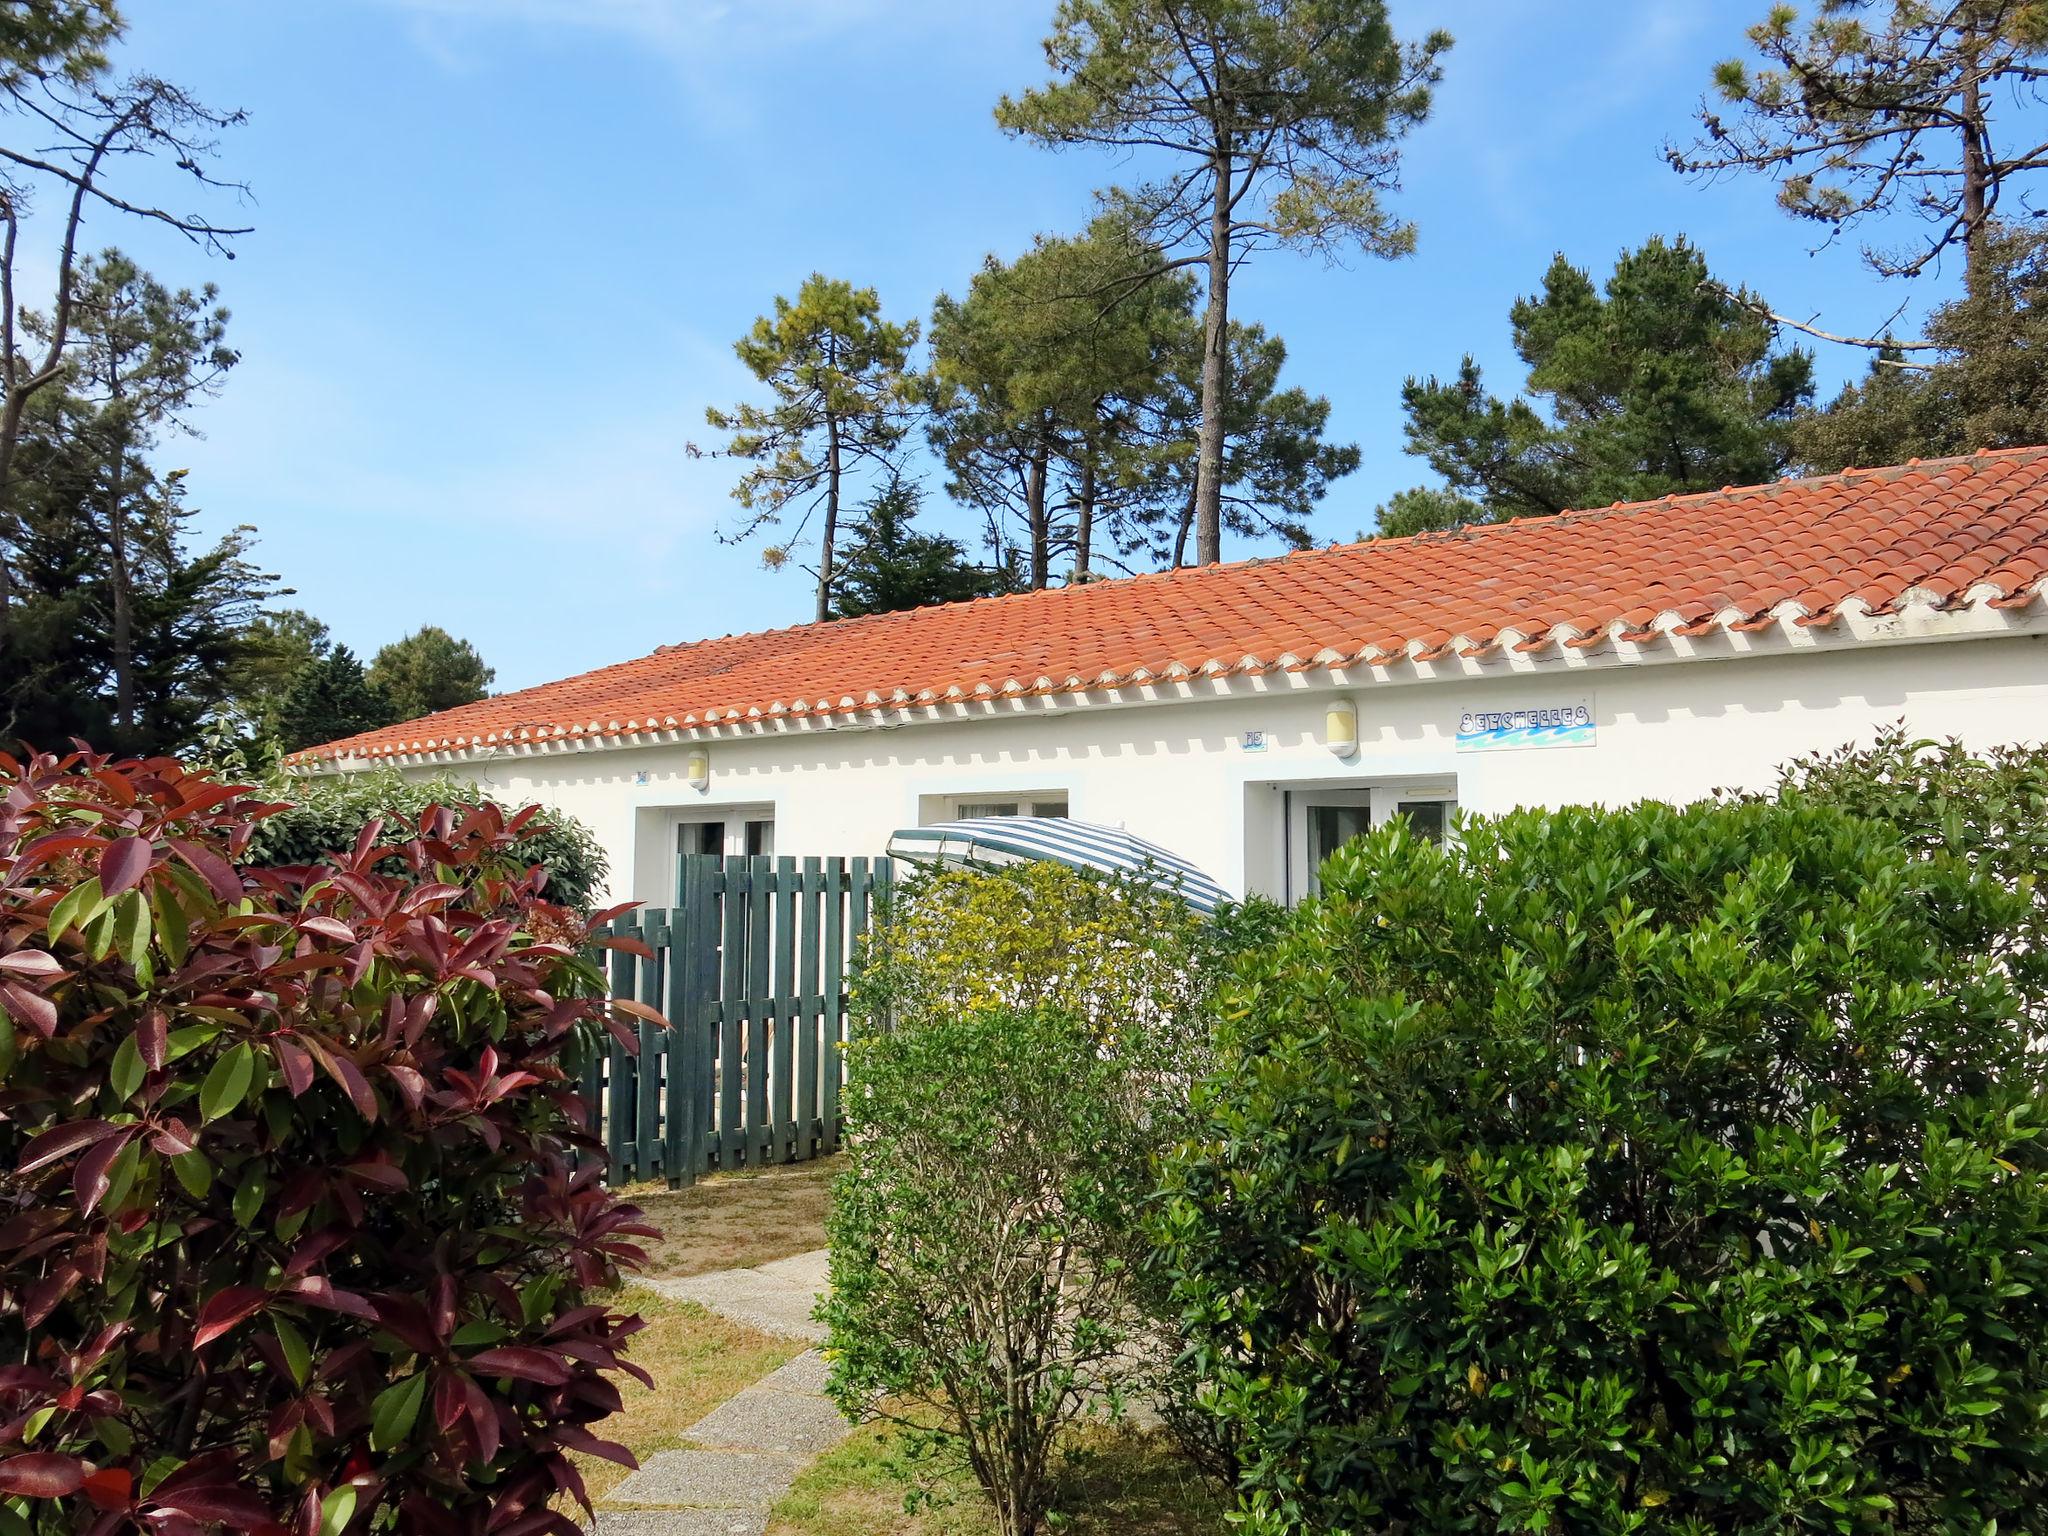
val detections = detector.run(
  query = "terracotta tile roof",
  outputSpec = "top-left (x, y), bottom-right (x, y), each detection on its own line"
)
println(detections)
top-left (293, 448), bottom-right (2048, 765)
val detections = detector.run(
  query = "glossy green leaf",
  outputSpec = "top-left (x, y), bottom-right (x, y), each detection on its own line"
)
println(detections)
top-left (369, 1372), bottom-right (427, 1452)
top-left (199, 1042), bottom-right (255, 1123)
top-left (170, 1149), bottom-right (213, 1199)
top-left (109, 1033), bottom-right (146, 1102)
top-left (113, 890), bottom-right (152, 968)
top-left (273, 1316), bottom-right (311, 1389)
top-left (318, 1486), bottom-right (356, 1536)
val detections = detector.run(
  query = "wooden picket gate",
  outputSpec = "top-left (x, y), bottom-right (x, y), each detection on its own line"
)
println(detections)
top-left (587, 854), bottom-right (891, 1187)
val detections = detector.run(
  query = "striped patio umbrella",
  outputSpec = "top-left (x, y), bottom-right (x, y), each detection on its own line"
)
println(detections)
top-left (885, 816), bottom-right (1232, 914)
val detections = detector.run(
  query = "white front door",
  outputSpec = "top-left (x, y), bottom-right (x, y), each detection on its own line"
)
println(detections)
top-left (1287, 785), bottom-right (1456, 902)
top-left (677, 811), bottom-right (775, 862)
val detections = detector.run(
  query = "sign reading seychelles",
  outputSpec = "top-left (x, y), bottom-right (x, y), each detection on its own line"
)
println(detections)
top-left (1456, 701), bottom-right (1595, 753)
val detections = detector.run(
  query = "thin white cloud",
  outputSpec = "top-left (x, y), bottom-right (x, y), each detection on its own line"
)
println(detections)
top-left (366, 0), bottom-right (961, 62)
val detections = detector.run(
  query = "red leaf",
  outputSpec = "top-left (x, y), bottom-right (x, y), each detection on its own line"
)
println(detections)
top-left (296, 916), bottom-right (356, 945)
top-left (83, 1467), bottom-right (133, 1511)
top-left (193, 1286), bottom-right (270, 1348)
top-left (309, 1043), bottom-right (378, 1122)
top-left (0, 1452), bottom-right (88, 1498)
top-left (18, 1119), bottom-right (122, 1175)
top-left (466, 1347), bottom-right (573, 1386)
top-left (151, 1483), bottom-right (277, 1529)
top-left (0, 949), bottom-right (64, 980)
top-left (273, 1039), bottom-right (314, 1098)
top-left (0, 980), bottom-right (57, 1036)
top-left (138, 1009), bottom-right (167, 1070)
top-left (553, 1424), bottom-right (637, 1468)
top-left (610, 998), bottom-right (669, 1029)
top-left (151, 1118), bottom-right (196, 1157)
top-left (98, 836), bottom-right (153, 896)
top-left (169, 838), bottom-right (242, 902)
top-left (463, 1377), bottom-right (501, 1463)
top-left (74, 1128), bottom-right (134, 1215)
top-left (173, 780), bottom-right (255, 816)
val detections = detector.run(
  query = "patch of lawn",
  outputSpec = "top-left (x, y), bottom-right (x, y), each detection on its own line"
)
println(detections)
top-left (578, 1290), bottom-right (802, 1506)
top-left (618, 1155), bottom-right (840, 1279)
top-left (766, 1418), bottom-right (1230, 1536)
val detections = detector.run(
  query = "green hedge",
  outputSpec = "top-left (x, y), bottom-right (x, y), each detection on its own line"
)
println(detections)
top-left (248, 766), bottom-right (607, 912)
top-left (1155, 797), bottom-right (2048, 1533)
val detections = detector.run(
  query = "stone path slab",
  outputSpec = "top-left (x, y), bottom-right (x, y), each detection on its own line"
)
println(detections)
top-left (643, 1264), bottom-right (826, 1343)
top-left (592, 1510), bottom-right (766, 1536)
top-left (599, 1255), bottom-right (851, 1533)
top-left (609, 1447), bottom-right (805, 1508)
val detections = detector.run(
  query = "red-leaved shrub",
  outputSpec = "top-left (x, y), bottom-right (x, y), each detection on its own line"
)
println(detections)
top-left (0, 748), bottom-right (662, 1536)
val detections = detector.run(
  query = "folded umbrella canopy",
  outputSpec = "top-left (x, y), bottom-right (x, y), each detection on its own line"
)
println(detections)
top-left (885, 816), bottom-right (1231, 915)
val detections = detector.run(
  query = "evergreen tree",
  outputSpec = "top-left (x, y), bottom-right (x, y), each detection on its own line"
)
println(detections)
top-left (369, 625), bottom-right (494, 721)
top-left (1794, 221), bottom-right (2048, 470)
top-left (277, 646), bottom-right (395, 755)
top-left (831, 477), bottom-right (1017, 619)
top-left (929, 218), bottom-right (1193, 586)
top-left (223, 608), bottom-right (332, 740)
top-left (1672, 2), bottom-right (2048, 295)
top-left (0, 391), bottom-right (271, 756)
top-left (1124, 318), bottom-right (1360, 565)
top-left (0, 9), bottom-right (247, 641)
top-left (1389, 237), bottom-right (1814, 531)
top-left (694, 275), bottom-right (919, 622)
top-left (998, 0), bottom-right (1448, 564)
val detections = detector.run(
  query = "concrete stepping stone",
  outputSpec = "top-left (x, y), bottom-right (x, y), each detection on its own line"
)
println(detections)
top-left (687, 1369), bottom-right (850, 1456)
top-left (592, 1511), bottom-right (765, 1536)
top-left (607, 1447), bottom-right (804, 1509)
top-left (598, 1260), bottom-right (852, 1533)
top-left (643, 1258), bottom-right (827, 1342)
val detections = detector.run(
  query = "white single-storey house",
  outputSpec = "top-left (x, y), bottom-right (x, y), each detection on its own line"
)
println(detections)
top-left (294, 449), bottom-right (2048, 910)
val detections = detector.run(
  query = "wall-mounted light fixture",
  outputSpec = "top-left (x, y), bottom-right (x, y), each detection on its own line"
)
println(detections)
top-left (1324, 697), bottom-right (1358, 758)
top-left (685, 748), bottom-right (710, 791)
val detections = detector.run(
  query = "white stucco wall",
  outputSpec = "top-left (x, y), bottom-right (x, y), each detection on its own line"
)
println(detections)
top-left (353, 629), bottom-right (2047, 909)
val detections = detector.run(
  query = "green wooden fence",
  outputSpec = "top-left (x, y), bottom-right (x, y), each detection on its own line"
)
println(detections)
top-left (587, 854), bottom-right (890, 1186)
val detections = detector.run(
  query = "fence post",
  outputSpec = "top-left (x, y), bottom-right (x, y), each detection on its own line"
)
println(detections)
top-left (635, 909), bottom-right (667, 1184)
top-left (769, 856), bottom-right (797, 1163)
top-left (718, 857), bottom-right (747, 1170)
top-left (820, 858), bottom-right (846, 1154)
top-left (797, 855), bottom-right (823, 1160)
top-left (667, 866), bottom-right (703, 1187)
top-left (605, 914), bottom-right (640, 1183)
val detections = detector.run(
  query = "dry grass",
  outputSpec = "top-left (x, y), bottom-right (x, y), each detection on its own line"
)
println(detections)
top-left (765, 1418), bottom-right (1230, 1536)
top-left (617, 1156), bottom-right (841, 1279)
top-left (577, 1291), bottom-right (802, 1506)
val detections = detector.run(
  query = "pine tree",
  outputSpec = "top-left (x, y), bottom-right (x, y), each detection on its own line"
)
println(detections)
top-left (369, 626), bottom-right (494, 722)
top-left (831, 477), bottom-right (1016, 619)
top-left (1388, 238), bottom-right (1814, 531)
top-left (694, 275), bottom-right (919, 622)
top-left (998, 0), bottom-right (1448, 564)
top-left (277, 647), bottom-right (396, 755)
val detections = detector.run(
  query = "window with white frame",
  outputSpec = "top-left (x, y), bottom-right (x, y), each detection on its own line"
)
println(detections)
top-left (930, 792), bottom-right (1070, 822)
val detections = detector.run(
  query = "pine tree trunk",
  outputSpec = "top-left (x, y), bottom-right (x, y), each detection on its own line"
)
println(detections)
top-left (817, 413), bottom-right (842, 623)
top-left (1170, 481), bottom-right (1197, 567)
top-left (1026, 424), bottom-right (1051, 590)
top-left (1074, 450), bottom-right (1095, 583)
top-left (108, 435), bottom-right (134, 741)
top-left (1195, 143), bottom-right (1232, 566)
top-left (1961, 58), bottom-right (1991, 298)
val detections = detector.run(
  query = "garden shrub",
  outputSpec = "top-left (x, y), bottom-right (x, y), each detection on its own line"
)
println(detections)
top-left (825, 865), bottom-right (1252, 1536)
top-left (247, 766), bottom-right (609, 914)
top-left (1776, 724), bottom-right (2048, 1018)
top-left (1154, 799), bottom-right (2048, 1534)
top-left (0, 747), bottom-right (658, 1536)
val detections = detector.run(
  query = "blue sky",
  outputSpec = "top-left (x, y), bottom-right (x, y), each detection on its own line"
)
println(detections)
top-left (99, 1), bottom-right (1968, 692)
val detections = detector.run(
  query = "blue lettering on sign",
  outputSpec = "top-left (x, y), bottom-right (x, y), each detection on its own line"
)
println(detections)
top-left (1456, 702), bottom-right (1595, 752)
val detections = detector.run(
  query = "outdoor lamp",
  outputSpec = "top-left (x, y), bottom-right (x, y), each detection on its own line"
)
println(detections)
top-left (685, 748), bottom-right (710, 791)
top-left (1324, 697), bottom-right (1358, 757)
